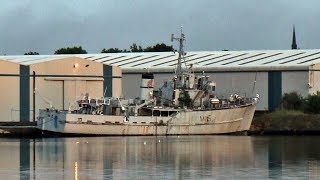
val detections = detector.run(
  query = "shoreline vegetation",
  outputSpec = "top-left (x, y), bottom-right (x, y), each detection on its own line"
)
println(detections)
top-left (249, 110), bottom-right (320, 135)
top-left (248, 91), bottom-right (320, 135)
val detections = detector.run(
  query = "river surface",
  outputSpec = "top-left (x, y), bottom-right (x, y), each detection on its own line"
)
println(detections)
top-left (0, 136), bottom-right (320, 179)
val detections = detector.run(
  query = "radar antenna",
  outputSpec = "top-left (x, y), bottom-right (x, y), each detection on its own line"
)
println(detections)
top-left (171, 26), bottom-right (186, 75)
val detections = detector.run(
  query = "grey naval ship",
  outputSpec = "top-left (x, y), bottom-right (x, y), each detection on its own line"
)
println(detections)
top-left (37, 30), bottom-right (259, 135)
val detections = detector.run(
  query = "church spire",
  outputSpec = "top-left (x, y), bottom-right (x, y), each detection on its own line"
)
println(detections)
top-left (291, 25), bottom-right (297, 49)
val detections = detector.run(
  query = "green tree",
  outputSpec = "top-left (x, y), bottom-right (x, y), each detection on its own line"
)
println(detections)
top-left (54, 46), bottom-right (87, 54)
top-left (281, 91), bottom-right (304, 111)
top-left (144, 43), bottom-right (174, 52)
top-left (24, 51), bottom-right (39, 55)
top-left (304, 91), bottom-right (320, 114)
top-left (101, 48), bottom-right (123, 53)
top-left (100, 43), bottom-right (174, 53)
top-left (130, 43), bottom-right (143, 52)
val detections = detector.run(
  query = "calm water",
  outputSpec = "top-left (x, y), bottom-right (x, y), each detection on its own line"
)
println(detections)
top-left (0, 136), bottom-right (320, 179)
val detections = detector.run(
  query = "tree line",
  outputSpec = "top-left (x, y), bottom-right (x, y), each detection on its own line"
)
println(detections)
top-left (23, 43), bottom-right (174, 55)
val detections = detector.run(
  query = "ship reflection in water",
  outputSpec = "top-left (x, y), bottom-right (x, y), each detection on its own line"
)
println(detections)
top-left (1, 136), bottom-right (320, 179)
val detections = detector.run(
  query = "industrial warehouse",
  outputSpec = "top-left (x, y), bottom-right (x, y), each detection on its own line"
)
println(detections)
top-left (1, 48), bottom-right (320, 123)
top-left (0, 56), bottom-right (122, 122)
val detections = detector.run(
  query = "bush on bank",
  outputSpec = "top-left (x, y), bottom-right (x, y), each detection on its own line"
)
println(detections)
top-left (250, 110), bottom-right (320, 134)
top-left (304, 91), bottom-right (320, 114)
top-left (281, 91), bottom-right (320, 114)
top-left (249, 91), bottom-right (320, 134)
top-left (281, 92), bottom-right (304, 111)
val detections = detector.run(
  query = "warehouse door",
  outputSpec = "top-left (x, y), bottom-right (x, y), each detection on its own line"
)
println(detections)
top-left (63, 80), bottom-right (103, 111)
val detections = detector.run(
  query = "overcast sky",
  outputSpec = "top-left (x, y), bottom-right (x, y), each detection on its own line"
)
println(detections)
top-left (0, 0), bottom-right (319, 55)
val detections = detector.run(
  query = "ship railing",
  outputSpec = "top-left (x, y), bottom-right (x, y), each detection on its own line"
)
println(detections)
top-left (210, 97), bottom-right (255, 109)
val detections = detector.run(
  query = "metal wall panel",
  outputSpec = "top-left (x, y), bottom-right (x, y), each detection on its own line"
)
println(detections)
top-left (112, 66), bottom-right (122, 98)
top-left (33, 79), bottom-right (63, 117)
top-left (0, 61), bottom-right (20, 121)
top-left (282, 71), bottom-right (309, 97)
top-left (122, 74), bottom-right (141, 99)
top-left (309, 64), bottom-right (320, 95)
top-left (209, 72), bottom-right (268, 111)
top-left (0, 76), bottom-right (20, 121)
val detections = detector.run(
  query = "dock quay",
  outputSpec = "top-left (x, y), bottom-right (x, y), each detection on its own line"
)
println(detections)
top-left (0, 122), bottom-right (41, 137)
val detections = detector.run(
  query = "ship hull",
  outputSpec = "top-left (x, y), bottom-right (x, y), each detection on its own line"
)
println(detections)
top-left (38, 104), bottom-right (256, 135)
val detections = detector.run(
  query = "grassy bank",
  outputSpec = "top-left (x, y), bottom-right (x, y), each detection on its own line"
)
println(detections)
top-left (250, 110), bottom-right (320, 135)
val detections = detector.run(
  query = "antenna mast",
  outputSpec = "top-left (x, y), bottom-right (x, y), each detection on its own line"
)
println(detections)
top-left (171, 26), bottom-right (185, 75)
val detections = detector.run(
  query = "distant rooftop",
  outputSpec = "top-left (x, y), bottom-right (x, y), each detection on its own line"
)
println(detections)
top-left (1, 49), bottom-right (320, 71)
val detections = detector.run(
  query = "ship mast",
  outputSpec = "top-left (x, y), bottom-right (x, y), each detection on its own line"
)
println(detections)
top-left (171, 27), bottom-right (186, 75)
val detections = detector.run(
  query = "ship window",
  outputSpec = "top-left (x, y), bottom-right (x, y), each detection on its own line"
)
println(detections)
top-left (197, 78), bottom-right (202, 89)
top-left (161, 111), bottom-right (169, 117)
top-left (153, 110), bottom-right (160, 116)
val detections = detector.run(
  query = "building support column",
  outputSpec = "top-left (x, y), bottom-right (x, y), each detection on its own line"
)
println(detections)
top-left (20, 65), bottom-right (30, 122)
top-left (268, 71), bottom-right (282, 111)
top-left (103, 65), bottom-right (113, 97)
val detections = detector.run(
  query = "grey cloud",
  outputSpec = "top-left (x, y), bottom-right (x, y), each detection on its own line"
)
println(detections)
top-left (0, 0), bottom-right (319, 55)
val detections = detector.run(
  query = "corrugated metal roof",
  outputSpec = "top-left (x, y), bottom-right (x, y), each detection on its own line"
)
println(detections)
top-left (1, 49), bottom-right (320, 69)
